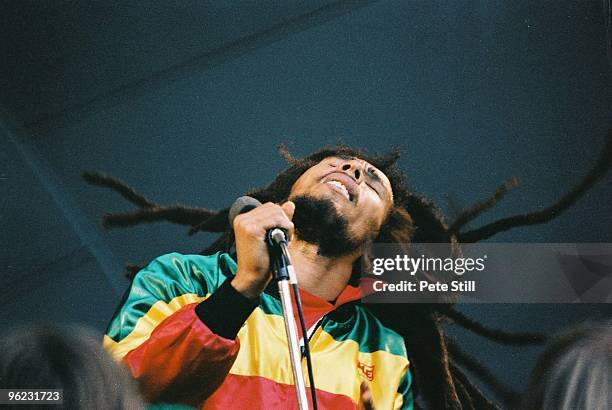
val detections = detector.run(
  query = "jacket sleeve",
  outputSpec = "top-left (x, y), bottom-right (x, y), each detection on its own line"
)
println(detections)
top-left (103, 252), bottom-right (257, 406)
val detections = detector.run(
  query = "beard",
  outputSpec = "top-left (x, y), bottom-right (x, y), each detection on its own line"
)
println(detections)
top-left (290, 195), bottom-right (366, 258)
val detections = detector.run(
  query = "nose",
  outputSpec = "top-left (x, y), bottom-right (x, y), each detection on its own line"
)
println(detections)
top-left (339, 159), bottom-right (366, 182)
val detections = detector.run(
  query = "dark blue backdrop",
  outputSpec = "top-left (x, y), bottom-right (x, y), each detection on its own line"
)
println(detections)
top-left (1, 1), bottom-right (610, 406)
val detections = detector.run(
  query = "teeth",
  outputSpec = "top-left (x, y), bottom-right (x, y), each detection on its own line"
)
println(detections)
top-left (327, 180), bottom-right (350, 200)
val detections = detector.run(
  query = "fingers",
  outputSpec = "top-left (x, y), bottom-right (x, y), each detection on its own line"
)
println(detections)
top-left (234, 202), bottom-right (295, 239)
top-left (360, 381), bottom-right (375, 410)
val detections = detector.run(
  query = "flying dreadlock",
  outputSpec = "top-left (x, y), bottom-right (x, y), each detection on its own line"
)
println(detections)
top-left (83, 130), bottom-right (612, 409)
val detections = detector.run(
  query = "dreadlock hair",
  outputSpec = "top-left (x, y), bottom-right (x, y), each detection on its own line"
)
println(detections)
top-left (84, 130), bottom-right (612, 409)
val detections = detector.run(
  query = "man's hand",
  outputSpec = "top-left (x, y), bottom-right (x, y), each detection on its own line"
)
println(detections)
top-left (231, 201), bottom-right (295, 299)
top-left (359, 381), bottom-right (376, 410)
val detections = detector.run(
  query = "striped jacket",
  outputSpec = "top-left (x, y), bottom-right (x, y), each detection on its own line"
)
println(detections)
top-left (104, 252), bottom-right (413, 409)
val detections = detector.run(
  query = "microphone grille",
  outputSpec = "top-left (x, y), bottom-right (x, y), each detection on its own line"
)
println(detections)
top-left (228, 196), bottom-right (261, 227)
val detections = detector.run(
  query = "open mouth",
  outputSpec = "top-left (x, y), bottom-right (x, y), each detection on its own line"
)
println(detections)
top-left (320, 172), bottom-right (358, 203)
top-left (326, 180), bottom-right (352, 201)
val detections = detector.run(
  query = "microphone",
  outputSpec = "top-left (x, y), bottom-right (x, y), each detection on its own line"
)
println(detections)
top-left (228, 196), bottom-right (313, 408)
top-left (228, 196), bottom-right (288, 245)
top-left (229, 196), bottom-right (261, 226)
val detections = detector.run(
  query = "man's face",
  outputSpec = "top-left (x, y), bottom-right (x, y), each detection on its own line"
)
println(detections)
top-left (289, 156), bottom-right (394, 246)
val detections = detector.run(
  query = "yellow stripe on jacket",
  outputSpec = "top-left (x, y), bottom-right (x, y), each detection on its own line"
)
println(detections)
top-left (230, 307), bottom-right (409, 408)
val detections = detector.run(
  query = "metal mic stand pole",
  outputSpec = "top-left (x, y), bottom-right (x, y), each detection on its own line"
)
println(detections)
top-left (267, 228), bottom-right (309, 410)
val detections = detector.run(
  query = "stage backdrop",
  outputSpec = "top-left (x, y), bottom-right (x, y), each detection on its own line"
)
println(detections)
top-left (1, 1), bottom-right (611, 405)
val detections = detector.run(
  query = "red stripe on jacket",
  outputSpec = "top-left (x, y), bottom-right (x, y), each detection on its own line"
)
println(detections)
top-left (123, 304), bottom-right (239, 407)
top-left (204, 374), bottom-right (356, 409)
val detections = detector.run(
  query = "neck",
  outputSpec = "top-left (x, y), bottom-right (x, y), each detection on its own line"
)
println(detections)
top-left (287, 239), bottom-right (357, 302)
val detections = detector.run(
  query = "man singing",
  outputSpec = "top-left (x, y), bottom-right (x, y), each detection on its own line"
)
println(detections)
top-left (94, 137), bottom-right (611, 409)
top-left (104, 149), bottom-right (414, 409)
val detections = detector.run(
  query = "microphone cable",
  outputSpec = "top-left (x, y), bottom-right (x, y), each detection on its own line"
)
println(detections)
top-left (292, 282), bottom-right (318, 410)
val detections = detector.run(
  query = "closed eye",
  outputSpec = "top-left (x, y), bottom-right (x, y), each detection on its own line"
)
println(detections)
top-left (365, 168), bottom-right (385, 197)
top-left (366, 168), bottom-right (381, 182)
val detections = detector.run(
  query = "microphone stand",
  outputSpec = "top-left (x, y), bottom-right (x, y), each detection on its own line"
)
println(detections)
top-left (267, 228), bottom-right (309, 410)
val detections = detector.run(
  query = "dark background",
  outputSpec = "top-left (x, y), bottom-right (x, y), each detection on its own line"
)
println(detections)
top-left (1, 0), bottom-right (611, 406)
